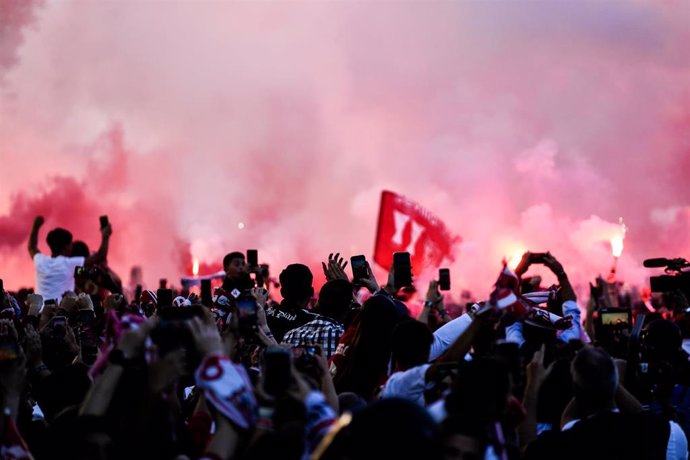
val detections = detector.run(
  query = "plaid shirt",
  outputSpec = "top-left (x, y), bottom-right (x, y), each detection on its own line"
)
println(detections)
top-left (281, 316), bottom-right (345, 359)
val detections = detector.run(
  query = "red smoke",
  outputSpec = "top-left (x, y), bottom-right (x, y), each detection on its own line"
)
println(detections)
top-left (1, 1), bottom-right (690, 303)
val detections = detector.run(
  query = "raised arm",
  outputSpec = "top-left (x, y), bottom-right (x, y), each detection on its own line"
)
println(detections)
top-left (85, 222), bottom-right (112, 266)
top-left (28, 216), bottom-right (44, 258)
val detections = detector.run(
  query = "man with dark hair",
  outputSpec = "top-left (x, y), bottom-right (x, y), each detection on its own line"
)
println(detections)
top-left (264, 263), bottom-right (317, 342)
top-left (282, 279), bottom-right (353, 358)
top-left (221, 251), bottom-right (254, 293)
top-left (28, 216), bottom-right (112, 302)
top-left (525, 346), bottom-right (687, 460)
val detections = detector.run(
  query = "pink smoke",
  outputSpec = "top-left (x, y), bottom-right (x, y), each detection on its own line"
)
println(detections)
top-left (1, 1), bottom-right (689, 304)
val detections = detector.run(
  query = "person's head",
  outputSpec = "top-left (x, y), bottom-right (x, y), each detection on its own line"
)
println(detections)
top-left (223, 252), bottom-right (246, 279)
top-left (71, 240), bottom-right (90, 258)
top-left (279, 264), bottom-right (314, 305)
top-left (391, 319), bottom-right (434, 370)
top-left (47, 228), bottom-right (73, 256)
top-left (642, 318), bottom-right (682, 362)
top-left (445, 358), bottom-right (511, 422)
top-left (328, 398), bottom-right (442, 460)
top-left (570, 346), bottom-right (617, 410)
top-left (317, 279), bottom-right (353, 321)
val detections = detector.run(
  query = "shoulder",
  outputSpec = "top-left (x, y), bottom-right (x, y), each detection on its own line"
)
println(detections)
top-left (33, 253), bottom-right (48, 263)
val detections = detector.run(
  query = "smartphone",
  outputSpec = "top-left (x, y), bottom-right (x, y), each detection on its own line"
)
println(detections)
top-left (44, 299), bottom-right (57, 308)
top-left (600, 310), bottom-right (630, 326)
top-left (393, 252), bottom-right (412, 289)
top-left (152, 305), bottom-right (203, 358)
top-left (49, 316), bottom-right (68, 340)
top-left (157, 289), bottom-right (174, 308)
top-left (0, 334), bottom-right (19, 362)
top-left (99, 215), bottom-right (109, 229)
top-left (439, 268), bottom-right (451, 291)
top-left (237, 297), bottom-right (258, 334)
top-left (263, 347), bottom-right (292, 396)
top-left (350, 255), bottom-right (369, 282)
top-left (200, 279), bottom-right (213, 307)
top-left (74, 266), bottom-right (87, 279)
top-left (530, 253), bottom-right (548, 264)
top-left (247, 249), bottom-right (258, 268)
top-left (0, 279), bottom-right (4, 307)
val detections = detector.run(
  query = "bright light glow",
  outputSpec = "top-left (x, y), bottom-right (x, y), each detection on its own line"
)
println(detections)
top-left (507, 245), bottom-right (527, 269)
top-left (192, 257), bottom-right (199, 277)
top-left (610, 217), bottom-right (627, 258)
top-left (237, 222), bottom-right (245, 230)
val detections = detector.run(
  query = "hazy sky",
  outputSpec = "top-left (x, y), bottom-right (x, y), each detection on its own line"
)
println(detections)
top-left (1, 0), bottom-right (689, 300)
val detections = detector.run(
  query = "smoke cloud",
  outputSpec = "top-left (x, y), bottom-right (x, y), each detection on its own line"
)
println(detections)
top-left (1, 1), bottom-right (689, 302)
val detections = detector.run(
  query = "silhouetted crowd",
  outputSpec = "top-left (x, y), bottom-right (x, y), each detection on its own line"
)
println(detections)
top-left (0, 216), bottom-right (689, 460)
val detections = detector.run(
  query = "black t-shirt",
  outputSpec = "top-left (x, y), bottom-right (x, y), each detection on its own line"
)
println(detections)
top-left (265, 300), bottom-right (317, 343)
top-left (524, 411), bottom-right (669, 460)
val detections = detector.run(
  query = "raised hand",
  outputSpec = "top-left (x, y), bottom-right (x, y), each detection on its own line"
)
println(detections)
top-left (23, 324), bottom-right (43, 368)
top-left (188, 316), bottom-right (225, 357)
top-left (322, 253), bottom-right (349, 282)
top-left (33, 216), bottom-right (45, 228)
top-left (425, 280), bottom-right (443, 306)
top-left (357, 262), bottom-right (380, 293)
top-left (117, 317), bottom-right (157, 359)
top-left (514, 252), bottom-right (532, 278)
top-left (0, 320), bottom-right (27, 396)
top-left (525, 343), bottom-right (554, 388)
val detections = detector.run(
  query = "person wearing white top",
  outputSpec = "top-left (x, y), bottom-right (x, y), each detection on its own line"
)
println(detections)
top-left (28, 216), bottom-right (112, 302)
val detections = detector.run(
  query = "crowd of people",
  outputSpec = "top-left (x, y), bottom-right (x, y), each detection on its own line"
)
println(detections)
top-left (0, 216), bottom-right (689, 459)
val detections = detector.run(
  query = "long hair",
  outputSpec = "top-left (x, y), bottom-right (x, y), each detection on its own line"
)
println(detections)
top-left (332, 295), bottom-right (403, 400)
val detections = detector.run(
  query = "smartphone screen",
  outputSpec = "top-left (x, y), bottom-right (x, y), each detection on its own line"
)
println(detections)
top-left (237, 297), bottom-right (258, 334)
top-left (74, 266), bottom-right (87, 279)
top-left (601, 311), bottom-right (629, 326)
top-left (99, 215), bottom-right (109, 229)
top-left (247, 249), bottom-right (258, 268)
top-left (393, 252), bottom-right (412, 289)
top-left (0, 336), bottom-right (19, 362)
top-left (350, 255), bottom-right (368, 281)
top-left (237, 297), bottom-right (257, 320)
top-left (439, 268), bottom-right (451, 291)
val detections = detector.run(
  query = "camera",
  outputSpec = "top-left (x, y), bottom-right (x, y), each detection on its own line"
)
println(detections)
top-left (644, 257), bottom-right (690, 300)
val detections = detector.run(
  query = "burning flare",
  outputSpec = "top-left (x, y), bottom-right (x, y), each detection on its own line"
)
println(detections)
top-left (192, 257), bottom-right (200, 277)
top-left (610, 217), bottom-right (627, 258)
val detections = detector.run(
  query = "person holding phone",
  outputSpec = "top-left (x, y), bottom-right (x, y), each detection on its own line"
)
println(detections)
top-left (221, 251), bottom-right (255, 294)
top-left (28, 215), bottom-right (112, 302)
top-left (282, 279), bottom-right (352, 358)
top-left (264, 264), bottom-right (318, 342)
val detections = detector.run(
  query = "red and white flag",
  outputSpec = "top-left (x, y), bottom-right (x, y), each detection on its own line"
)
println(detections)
top-left (373, 191), bottom-right (459, 273)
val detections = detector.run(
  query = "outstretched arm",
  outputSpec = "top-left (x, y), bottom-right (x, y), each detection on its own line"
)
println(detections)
top-left (28, 216), bottom-right (44, 258)
top-left (85, 223), bottom-right (112, 266)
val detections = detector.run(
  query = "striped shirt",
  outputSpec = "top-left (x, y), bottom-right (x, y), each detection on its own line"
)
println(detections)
top-left (281, 316), bottom-right (345, 359)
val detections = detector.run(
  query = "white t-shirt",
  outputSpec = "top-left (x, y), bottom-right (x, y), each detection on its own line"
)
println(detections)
top-left (380, 364), bottom-right (432, 406)
top-left (33, 253), bottom-right (85, 301)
